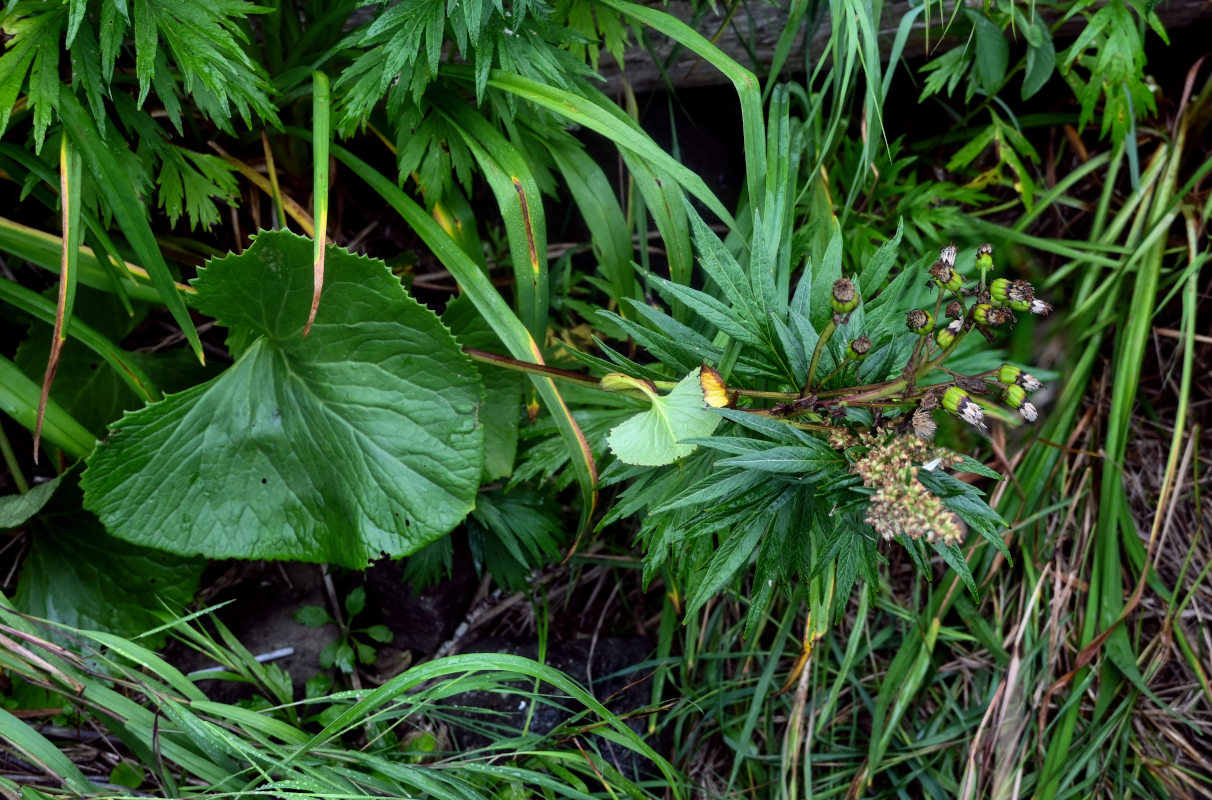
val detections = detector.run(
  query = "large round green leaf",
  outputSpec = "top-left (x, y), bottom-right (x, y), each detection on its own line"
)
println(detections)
top-left (81, 231), bottom-right (484, 567)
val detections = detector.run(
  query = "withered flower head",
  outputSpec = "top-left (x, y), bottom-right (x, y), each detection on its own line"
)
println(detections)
top-left (997, 364), bottom-right (1044, 392)
top-left (991, 278), bottom-right (1035, 307)
top-left (1004, 384), bottom-right (1038, 422)
top-left (911, 406), bottom-right (937, 441)
top-left (935, 318), bottom-right (963, 348)
top-left (973, 304), bottom-right (1012, 327)
top-left (906, 309), bottom-right (934, 334)
top-left (831, 278), bottom-right (858, 313)
top-left (846, 335), bottom-right (871, 360)
top-left (928, 260), bottom-right (963, 292)
top-left (975, 242), bottom-right (994, 269)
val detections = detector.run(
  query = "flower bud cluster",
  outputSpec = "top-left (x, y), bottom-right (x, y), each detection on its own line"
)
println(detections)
top-left (995, 364), bottom-right (1044, 422)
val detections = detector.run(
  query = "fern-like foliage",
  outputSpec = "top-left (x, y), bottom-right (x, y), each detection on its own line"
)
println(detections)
top-left (1, 0), bottom-right (277, 141)
top-left (0, 0), bottom-right (275, 230)
top-left (334, 0), bottom-right (608, 202)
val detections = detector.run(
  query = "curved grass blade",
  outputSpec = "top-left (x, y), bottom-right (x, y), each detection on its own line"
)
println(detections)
top-left (546, 136), bottom-right (638, 309)
top-left (34, 135), bottom-right (83, 461)
top-left (325, 140), bottom-right (598, 537)
top-left (594, 0), bottom-right (765, 212)
top-left (0, 356), bottom-right (94, 459)
top-left (305, 70), bottom-right (330, 337)
top-left (0, 216), bottom-right (178, 304)
top-left (449, 66), bottom-right (735, 230)
top-left (0, 279), bottom-right (160, 403)
top-left (0, 707), bottom-right (96, 795)
top-left (433, 89), bottom-right (549, 342)
top-left (56, 90), bottom-right (204, 364)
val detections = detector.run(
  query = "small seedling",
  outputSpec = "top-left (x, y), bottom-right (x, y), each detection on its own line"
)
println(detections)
top-left (294, 586), bottom-right (393, 674)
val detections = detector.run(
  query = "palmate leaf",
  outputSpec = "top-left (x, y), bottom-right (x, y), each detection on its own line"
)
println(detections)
top-left (81, 231), bottom-right (484, 567)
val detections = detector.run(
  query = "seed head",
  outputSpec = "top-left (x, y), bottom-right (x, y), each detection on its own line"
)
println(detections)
top-left (911, 406), bottom-right (937, 441)
top-left (1028, 298), bottom-right (1053, 316)
top-left (973, 303), bottom-right (1012, 327)
top-left (831, 278), bottom-right (858, 314)
top-left (991, 278), bottom-right (1035, 308)
top-left (945, 300), bottom-right (965, 319)
top-left (906, 309), bottom-right (934, 334)
top-left (846, 335), bottom-right (871, 361)
top-left (997, 364), bottom-right (1044, 392)
top-left (939, 243), bottom-right (958, 268)
top-left (929, 260), bottom-right (964, 292)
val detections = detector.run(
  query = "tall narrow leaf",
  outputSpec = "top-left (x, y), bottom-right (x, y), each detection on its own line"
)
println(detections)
top-left (305, 70), bottom-right (330, 337)
top-left (34, 134), bottom-right (83, 461)
top-left (56, 91), bottom-right (204, 364)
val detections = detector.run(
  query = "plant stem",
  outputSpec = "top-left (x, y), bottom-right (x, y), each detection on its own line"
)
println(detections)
top-left (801, 319), bottom-right (836, 396)
top-left (463, 347), bottom-right (604, 389)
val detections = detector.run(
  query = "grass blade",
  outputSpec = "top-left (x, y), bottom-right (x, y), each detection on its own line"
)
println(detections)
top-left (433, 88), bottom-right (549, 342)
top-left (546, 136), bottom-right (638, 310)
top-left (0, 216), bottom-right (176, 304)
top-left (34, 134), bottom-right (83, 461)
top-left (0, 279), bottom-right (160, 403)
top-left (56, 90), bottom-right (204, 364)
top-left (0, 707), bottom-right (96, 794)
top-left (0, 355), bottom-right (94, 459)
top-left (453, 66), bottom-right (735, 230)
top-left (304, 70), bottom-right (330, 337)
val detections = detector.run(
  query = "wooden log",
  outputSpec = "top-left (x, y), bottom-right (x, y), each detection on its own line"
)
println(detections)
top-left (592, 0), bottom-right (1212, 95)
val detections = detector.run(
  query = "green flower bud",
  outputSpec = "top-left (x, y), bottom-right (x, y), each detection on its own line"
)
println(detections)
top-left (989, 277), bottom-right (1012, 306)
top-left (942, 386), bottom-right (986, 429)
top-left (831, 278), bottom-right (858, 314)
top-left (973, 303), bottom-right (1011, 327)
top-left (906, 309), bottom-right (934, 334)
top-left (975, 242), bottom-right (994, 270)
top-left (846, 335), bottom-right (871, 361)
top-left (1004, 384), bottom-right (1038, 422)
top-left (992, 278), bottom-right (1035, 308)
top-left (936, 318), bottom-right (962, 348)
top-left (997, 364), bottom-right (1044, 392)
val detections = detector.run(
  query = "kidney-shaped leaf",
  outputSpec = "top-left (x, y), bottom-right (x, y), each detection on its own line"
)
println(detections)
top-left (81, 231), bottom-right (484, 567)
top-left (607, 368), bottom-right (721, 467)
